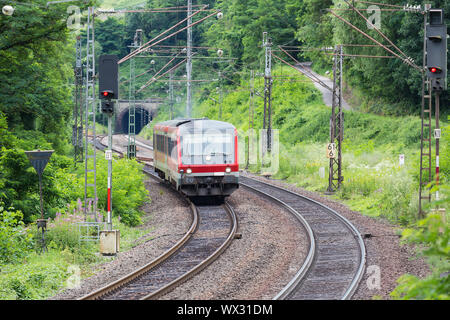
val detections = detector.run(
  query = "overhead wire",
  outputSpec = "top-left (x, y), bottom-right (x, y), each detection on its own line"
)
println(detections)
top-left (342, 0), bottom-right (413, 63)
top-left (119, 5), bottom-right (213, 64)
top-left (327, 9), bottom-right (422, 72)
top-left (137, 58), bottom-right (187, 93)
top-left (277, 46), bottom-right (333, 92)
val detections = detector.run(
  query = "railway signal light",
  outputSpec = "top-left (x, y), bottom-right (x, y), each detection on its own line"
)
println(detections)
top-left (101, 100), bottom-right (114, 114)
top-left (425, 9), bottom-right (447, 91)
top-left (99, 55), bottom-right (119, 100)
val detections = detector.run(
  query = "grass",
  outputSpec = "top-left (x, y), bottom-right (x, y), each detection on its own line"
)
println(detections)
top-left (0, 210), bottom-right (154, 300)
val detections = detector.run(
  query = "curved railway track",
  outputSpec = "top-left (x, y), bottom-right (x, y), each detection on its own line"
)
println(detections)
top-left (91, 134), bottom-right (365, 300)
top-left (80, 197), bottom-right (237, 300)
top-left (239, 176), bottom-right (366, 300)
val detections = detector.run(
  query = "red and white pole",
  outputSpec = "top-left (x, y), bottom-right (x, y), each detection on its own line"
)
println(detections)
top-left (107, 114), bottom-right (113, 231)
top-left (435, 92), bottom-right (440, 201)
top-left (107, 176), bottom-right (112, 228)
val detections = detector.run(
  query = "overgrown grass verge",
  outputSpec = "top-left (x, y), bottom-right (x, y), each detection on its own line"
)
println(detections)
top-left (0, 212), bottom-right (153, 300)
top-left (0, 148), bottom-right (153, 299)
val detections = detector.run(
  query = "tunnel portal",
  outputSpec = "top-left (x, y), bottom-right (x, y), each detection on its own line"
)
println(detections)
top-left (117, 106), bottom-right (153, 134)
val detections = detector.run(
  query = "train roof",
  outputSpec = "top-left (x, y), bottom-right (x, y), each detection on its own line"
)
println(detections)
top-left (154, 118), bottom-right (236, 133)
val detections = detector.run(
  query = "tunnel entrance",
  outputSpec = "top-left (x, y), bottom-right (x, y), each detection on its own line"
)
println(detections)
top-left (119, 107), bottom-right (152, 134)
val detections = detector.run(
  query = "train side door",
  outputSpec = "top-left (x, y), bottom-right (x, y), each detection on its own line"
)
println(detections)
top-left (164, 135), bottom-right (168, 167)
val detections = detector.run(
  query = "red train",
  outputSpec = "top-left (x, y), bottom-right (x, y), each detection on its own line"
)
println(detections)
top-left (153, 118), bottom-right (239, 201)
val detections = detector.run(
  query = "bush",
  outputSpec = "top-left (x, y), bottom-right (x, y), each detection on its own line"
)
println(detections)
top-left (391, 212), bottom-right (449, 300)
top-left (73, 154), bottom-right (150, 227)
top-left (40, 211), bottom-right (85, 252)
top-left (0, 202), bottom-right (33, 264)
top-left (0, 248), bottom-right (98, 300)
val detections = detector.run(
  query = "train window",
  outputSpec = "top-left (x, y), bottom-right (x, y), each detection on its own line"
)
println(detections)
top-left (168, 138), bottom-right (177, 159)
top-left (156, 134), bottom-right (164, 152)
top-left (164, 136), bottom-right (168, 154)
top-left (181, 131), bottom-right (234, 165)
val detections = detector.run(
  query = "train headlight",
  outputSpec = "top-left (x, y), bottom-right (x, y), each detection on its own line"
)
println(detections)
top-left (225, 167), bottom-right (231, 173)
top-left (186, 168), bottom-right (192, 174)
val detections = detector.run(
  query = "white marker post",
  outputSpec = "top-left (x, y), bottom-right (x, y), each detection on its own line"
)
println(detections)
top-left (399, 154), bottom-right (405, 167)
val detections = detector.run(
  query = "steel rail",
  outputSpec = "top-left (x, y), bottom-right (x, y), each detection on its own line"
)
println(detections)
top-left (79, 192), bottom-right (199, 300)
top-left (238, 179), bottom-right (316, 300)
top-left (80, 136), bottom-right (237, 300)
top-left (141, 201), bottom-right (238, 300)
top-left (79, 136), bottom-right (198, 300)
top-left (240, 176), bottom-right (366, 300)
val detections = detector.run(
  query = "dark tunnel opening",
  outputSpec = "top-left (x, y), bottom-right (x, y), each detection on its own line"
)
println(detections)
top-left (120, 107), bottom-right (152, 134)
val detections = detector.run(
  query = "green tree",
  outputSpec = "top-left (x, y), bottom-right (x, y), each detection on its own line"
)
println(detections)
top-left (0, 0), bottom-right (96, 151)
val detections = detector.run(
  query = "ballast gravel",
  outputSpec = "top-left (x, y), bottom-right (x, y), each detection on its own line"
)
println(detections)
top-left (50, 167), bottom-right (430, 300)
top-left (161, 187), bottom-right (309, 300)
top-left (238, 172), bottom-right (430, 300)
top-left (49, 177), bottom-right (192, 300)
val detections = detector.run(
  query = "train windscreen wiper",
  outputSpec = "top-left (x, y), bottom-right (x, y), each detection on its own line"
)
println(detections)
top-left (209, 152), bottom-right (231, 156)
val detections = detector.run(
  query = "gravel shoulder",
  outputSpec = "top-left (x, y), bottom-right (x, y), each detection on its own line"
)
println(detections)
top-left (161, 187), bottom-right (309, 300)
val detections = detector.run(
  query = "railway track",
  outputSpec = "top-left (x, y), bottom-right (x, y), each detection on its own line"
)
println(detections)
top-left (91, 134), bottom-right (365, 299)
top-left (132, 137), bottom-right (366, 299)
top-left (239, 176), bottom-right (366, 300)
top-left (80, 136), bottom-right (238, 300)
top-left (80, 196), bottom-right (237, 300)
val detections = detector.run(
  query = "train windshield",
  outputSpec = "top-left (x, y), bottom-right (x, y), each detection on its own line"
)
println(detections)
top-left (181, 131), bottom-right (234, 165)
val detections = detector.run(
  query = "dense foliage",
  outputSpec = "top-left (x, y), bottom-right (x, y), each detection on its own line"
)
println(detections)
top-left (94, 0), bottom-right (449, 116)
top-left (0, 0), bottom-right (97, 150)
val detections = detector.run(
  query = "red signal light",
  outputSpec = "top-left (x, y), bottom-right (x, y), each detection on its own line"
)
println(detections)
top-left (429, 67), bottom-right (442, 74)
top-left (100, 90), bottom-right (114, 99)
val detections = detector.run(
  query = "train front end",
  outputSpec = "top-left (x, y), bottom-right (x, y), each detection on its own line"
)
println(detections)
top-left (177, 120), bottom-right (239, 199)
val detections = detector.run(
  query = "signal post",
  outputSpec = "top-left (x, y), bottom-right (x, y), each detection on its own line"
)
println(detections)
top-left (419, 8), bottom-right (447, 217)
top-left (98, 55), bottom-right (120, 255)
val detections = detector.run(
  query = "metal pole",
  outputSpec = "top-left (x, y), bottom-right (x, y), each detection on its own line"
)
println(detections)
top-left (246, 70), bottom-right (254, 170)
top-left (39, 174), bottom-right (44, 220)
top-left (107, 114), bottom-right (113, 231)
top-left (84, 6), bottom-right (98, 222)
top-left (38, 173), bottom-right (47, 253)
top-left (435, 91), bottom-right (440, 201)
top-left (169, 69), bottom-right (174, 119)
top-left (128, 29), bottom-right (142, 159)
top-left (186, 0), bottom-right (192, 117)
top-left (218, 71), bottom-right (222, 120)
top-left (419, 6), bottom-right (432, 218)
top-left (327, 45), bottom-right (338, 193)
top-left (73, 35), bottom-right (83, 164)
top-left (337, 45), bottom-right (344, 187)
top-left (263, 32), bottom-right (272, 155)
top-left (267, 75), bottom-right (272, 153)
